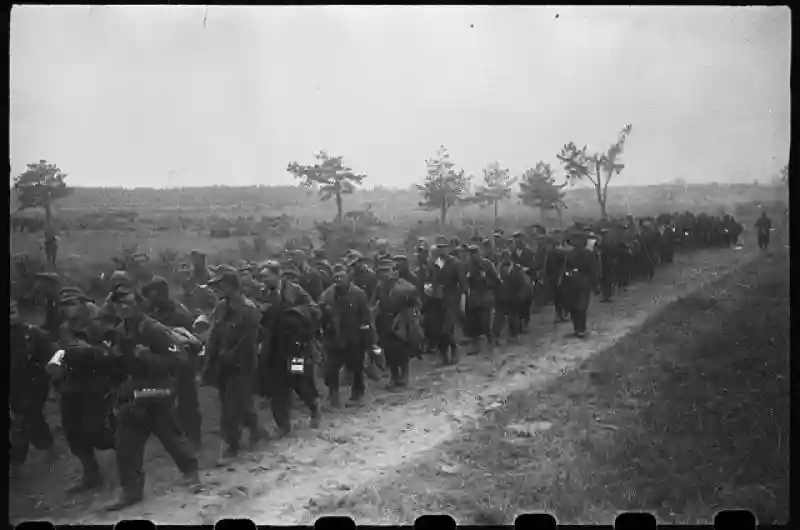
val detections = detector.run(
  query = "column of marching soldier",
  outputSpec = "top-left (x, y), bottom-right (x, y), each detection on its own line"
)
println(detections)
top-left (9, 213), bottom-right (762, 511)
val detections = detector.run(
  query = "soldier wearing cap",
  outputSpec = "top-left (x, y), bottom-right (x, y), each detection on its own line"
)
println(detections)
top-left (510, 231), bottom-right (536, 330)
top-left (287, 249), bottom-right (326, 301)
top-left (52, 286), bottom-right (119, 493)
top-left (202, 270), bottom-right (267, 461)
top-left (559, 229), bottom-right (597, 338)
top-left (425, 237), bottom-right (468, 365)
top-left (9, 297), bottom-right (56, 475)
top-left (375, 259), bottom-right (422, 388)
top-left (140, 276), bottom-right (203, 450)
top-left (318, 262), bottom-right (373, 408)
top-left (392, 254), bottom-right (418, 286)
top-left (493, 249), bottom-right (528, 343)
top-left (539, 233), bottom-right (570, 323)
top-left (102, 281), bottom-right (199, 510)
top-left (351, 253), bottom-right (380, 306)
top-left (310, 249), bottom-right (334, 290)
top-left (464, 244), bottom-right (501, 354)
top-left (258, 260), bottom-right (322, 437)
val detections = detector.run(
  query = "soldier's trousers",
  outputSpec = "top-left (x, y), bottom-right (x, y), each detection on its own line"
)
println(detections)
top-left (493, 306), bottom-right (521, 339)
top-left (61, 391), bottom-right (116, 473)
top-left (562, 276), bottom-right (591, 334)
top-left (425, 299), bottom-right (458, 352)
top-left (381, 337), bottom-right (411, 384)
top-left (217, 370), bottom-right (260, 448)
top-left (549, 280), bottom-right (568, 320)
top-left (465, 304), bottom-right (492, 340)
top-left (10, 399), bottom-right (54, 466)
top-left (599, 258), bottom-right (615, 301)
top-left (268, 357), bottom-right (319, 432)
top-left (115, 398), bottom-right (198, 499)
top-left (518, 287), bottom-right (533, 327)
top-left (324, 345), bottom-right (365, 399)
top-left (175, 358), bottom-right (202, 447)
top-left (758, 230), bottom-right (770, 250)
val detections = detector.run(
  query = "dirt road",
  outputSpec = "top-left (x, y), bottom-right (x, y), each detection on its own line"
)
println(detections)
top-left (10, 244), bottom-right (761, 524)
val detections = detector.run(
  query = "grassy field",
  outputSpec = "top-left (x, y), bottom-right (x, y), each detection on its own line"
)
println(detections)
top-left (305, 251), bottom-right (790, 525)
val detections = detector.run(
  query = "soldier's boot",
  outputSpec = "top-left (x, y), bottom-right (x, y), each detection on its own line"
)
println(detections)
top-left (275, 424), bottom-right (292, 439)
top-left (103, 489), bottom-right (144, 512)
top-left (309, 402), bottom-right (322, 427)
top-left (67, 459), bottom-right (103, 493)
top-left (439, 346), bottom-right (452, 366)
top-left (179, 469), bottom-right (201, 487)
top-left (346, 393), bottom-right (364, 408)
top-left (216, 441), bottom-right (241, 465)
top-left (328, 390), bottom-right (341, 409)
top-left (467, 338), bottom-right (481, 356)
top-left (398, 362), bottom-right (410, 387)
top-left (450, 344), bottom-right (461, 365)
top-left (249, 426), bottom-right (270, 449)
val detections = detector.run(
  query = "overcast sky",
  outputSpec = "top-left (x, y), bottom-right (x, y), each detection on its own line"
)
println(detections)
top-left (10, 6), bottom-right (790, 189)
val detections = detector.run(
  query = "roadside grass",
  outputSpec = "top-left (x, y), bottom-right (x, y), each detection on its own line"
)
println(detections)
top-left (305, 255), bottom-right (790, 525)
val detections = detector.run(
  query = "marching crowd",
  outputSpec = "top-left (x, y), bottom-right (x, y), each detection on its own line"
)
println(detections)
top-left (9, 210), bottom-right (771, 512)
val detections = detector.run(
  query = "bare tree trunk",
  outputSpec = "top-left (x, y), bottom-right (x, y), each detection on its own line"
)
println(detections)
top-left (44, 203), bottom-right (52, 236)
top-left (493, 200), bottom-right (498, 228)
top-left (440, 203), bottom-right (447, 226)
top-left (556, 207), bottom-right (563, 227)
top-left (335, 192), bottom-right (343, 222)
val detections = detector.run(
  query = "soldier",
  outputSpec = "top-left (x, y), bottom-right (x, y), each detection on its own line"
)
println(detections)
top-left (43, 232), bottom-right (59, 270)
top-left (51, 286), bottom-right (119, 493)
top-left (596, 228), bottom-right (616, 303)
top-left (755, 211), bottom-right (772, 251)
top-left (510, 231), bottom-right (536, 330)
top-left (464, 245), bottom-right (501, 355)
top-left (375, 258), bottom-right (422, 388)
top-left (414, 241), bottom-right (438, 354)
top-left (319, 263), bottom-right (373, 408)
top-left (103, 282), bottom-right (200, 510)
top-left (373, 238), bottom-right (391, 267)
top-left (546, 231), bottom-right (571, 323)
top-left (310, 249), bottom-right (334, 289)
top-left (393, 254), bottom-right (418, 286)
top-left (141, 276), bottom-right (203, 451)
top-left (10, 298), bottom-right (56, 476)
top-left (351, 253), bottom-right (380, 305)
top-left (493, 250), bottom-right (527, 344)
top-left (258, 261), bottom-right (322, 437)
top-left (202, 270), bottom-right (267, 461)
top-left (426, 236), bottom-right (468, 365)
top-left (287, 250), bottom-right (325, 301)
top-left (560, 231), bottom-right (597, 338)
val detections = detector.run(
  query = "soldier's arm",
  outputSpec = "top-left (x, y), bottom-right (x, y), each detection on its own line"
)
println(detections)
top-left (139, 319), bottom-right (188, 370)
top-left (223, 306), bottom-right (261, 363)
top-left (172, 301), bottom-right (196, 330)
top-left (292, 284), bottom-right (321, 323)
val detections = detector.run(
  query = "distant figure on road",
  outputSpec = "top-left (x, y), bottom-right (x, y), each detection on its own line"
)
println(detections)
top-left (43, 232), bottom-right (59, 270)
top-left (755, 211), bottom-right (772, 251)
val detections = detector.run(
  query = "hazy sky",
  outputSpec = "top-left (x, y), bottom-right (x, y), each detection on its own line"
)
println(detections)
top-left (10, 6), bottom-right (790, 189)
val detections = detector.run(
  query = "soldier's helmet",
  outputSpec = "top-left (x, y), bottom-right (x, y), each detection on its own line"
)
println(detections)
top-left (58, 286), bottom-right (92, 306)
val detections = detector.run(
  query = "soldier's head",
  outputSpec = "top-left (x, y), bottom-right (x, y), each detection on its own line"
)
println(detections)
top-left (393, 255), bottom-right (409, 272)
top-left (193, 314), bottom-right (211, 343)
top-left (467, 245), bottom-right (481, 263)
top-left (282, 264), bottom-right (302, 284)
top-left (211, 271), bottom-right (242, 301)
top-left (58, 286), bottom-right (92, 322)
top-left (333, 263), bottom-right (351, 288)
top-left (259, 260), bottom-right (282, 289)
top-left (376, 260), bottom-right (397, 282)
top-left (109, 284), bottom-right (141, 321)
top-left (512, 231), bottom-right (525, 248)
top-left (567, 231), bottom-right (588, 249)
top-left (142, 276), bottom-right (170, 308)
top-left (10, 298), bottom-right (20, 326)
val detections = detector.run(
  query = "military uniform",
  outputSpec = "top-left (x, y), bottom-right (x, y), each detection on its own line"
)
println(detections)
top-left (464, 246), bottom-right (500, 353)
top-left (755, 213), bottom-right (772, 250)
top-left (375, 262), bottom-right (421, 387)
top-left (142, 276), bottom-right (203, 450)
top-left (493, 253), bottom-right (527, 342)
top-left (51, 287), bottom-right (120, 492)
top-left (425, 239), bottom-right (468, 365)
top-left (510, 232), bottom-right (536, 329)
top-left (319, 274), bottom-right (372, 407)
top-left (560, 232), bottom-right (597, 338)
top-left (259, 274), bottom-right (321, 436)
top-left (204, 273), bottom-right (265, 457)
top-left (106, 292), bottom-right (199, 510)
top-left (10, 300), bottom-right (55, 469)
